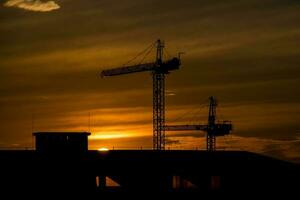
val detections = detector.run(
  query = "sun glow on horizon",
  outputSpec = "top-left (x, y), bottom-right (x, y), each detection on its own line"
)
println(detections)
top-left (98, 147), bottom-right (109, 151)
top-left (89, 132), bottom-right (138, 140)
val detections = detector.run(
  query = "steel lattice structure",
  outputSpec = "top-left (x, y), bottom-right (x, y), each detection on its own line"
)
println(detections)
top-left (101, 39), bottom-right (180, 150)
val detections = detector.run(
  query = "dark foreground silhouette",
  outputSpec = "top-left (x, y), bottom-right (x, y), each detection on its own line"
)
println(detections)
top-left (0, 150), bottom-right (299, 198)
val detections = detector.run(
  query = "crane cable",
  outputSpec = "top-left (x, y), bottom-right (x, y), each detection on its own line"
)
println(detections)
top-left (138, 44), bottom-right (155, 65)
top-left (122, 41), bottom-right (156, 66)
top-left (187, 99), bottom-right (209, 123)
top-left (168, 99), bottom-right (208, 123)
top-left (187, 103), bottom-right (208, 125)
top-left (164, 48), bottom-right (172, 60)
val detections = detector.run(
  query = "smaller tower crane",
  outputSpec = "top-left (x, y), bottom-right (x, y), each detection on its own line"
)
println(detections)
top-left (164, 96), bottom-right (232, 151)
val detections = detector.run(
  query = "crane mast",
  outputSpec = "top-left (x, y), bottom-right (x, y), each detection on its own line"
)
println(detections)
top-left (207, 96), bottom-right (217, 151)
top-left (101, 40), bottom-right (180, 150)
top-left (153, 40), bottom-right (165, 150)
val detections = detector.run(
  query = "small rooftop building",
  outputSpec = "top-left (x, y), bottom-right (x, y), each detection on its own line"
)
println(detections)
top-left (33, 132), bottom-right (91, 153)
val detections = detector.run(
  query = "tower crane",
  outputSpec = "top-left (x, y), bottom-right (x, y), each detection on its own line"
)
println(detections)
top-left (164, 96), bottom-right (233, 151)
top-left (101, 39), bottom-right (181, 150)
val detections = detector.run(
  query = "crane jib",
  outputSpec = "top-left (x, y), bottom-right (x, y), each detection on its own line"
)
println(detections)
top-left (101, 57), bottom-right (180, 77)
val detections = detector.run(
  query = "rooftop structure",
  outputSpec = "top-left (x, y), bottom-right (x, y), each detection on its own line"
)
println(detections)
top-left (33, 132), bottom-right (91, 153)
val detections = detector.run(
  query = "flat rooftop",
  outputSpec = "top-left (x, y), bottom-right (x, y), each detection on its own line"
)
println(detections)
top-left (33, 131), bottom-right (91, 136)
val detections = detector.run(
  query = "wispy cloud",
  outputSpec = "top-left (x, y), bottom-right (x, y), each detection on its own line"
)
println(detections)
top-left (4, 0), bottom-right (60, 12)
top-left (166, 134), bottom-right (300, 163)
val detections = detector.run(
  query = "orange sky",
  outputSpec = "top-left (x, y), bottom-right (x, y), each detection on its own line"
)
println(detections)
top-left (1, 0), bottom-right (300, 163)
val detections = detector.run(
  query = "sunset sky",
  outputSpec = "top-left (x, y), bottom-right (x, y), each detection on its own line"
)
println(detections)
top-left (1, 0), bottom-right (300, 162)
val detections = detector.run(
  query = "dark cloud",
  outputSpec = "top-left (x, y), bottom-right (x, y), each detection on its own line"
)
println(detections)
top-left (167, 131), bottom-right (206, 138)
top-left (165, 138), bottom-right (180, 145)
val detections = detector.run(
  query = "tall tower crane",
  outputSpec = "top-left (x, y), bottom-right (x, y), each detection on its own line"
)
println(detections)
top-left (164, 96), bottom-right (232, 151)
top-left (101, 40), bottom-right (181, 150)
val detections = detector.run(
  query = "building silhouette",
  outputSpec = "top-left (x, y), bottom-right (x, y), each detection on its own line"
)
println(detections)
top-left (0, 132), bottom-right (299, 198)
top-left (33, 132), bottom-right (90, 153)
